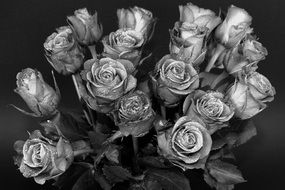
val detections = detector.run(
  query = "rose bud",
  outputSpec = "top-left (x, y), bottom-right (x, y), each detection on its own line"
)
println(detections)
top-left (205, 5), bottom-right (253, 72)
top-left (78, 57), bottom-right (137, 113)
top-left (67, 8), bottom-right (103, 45)
top-left (111, 90), bottom-right (155, 137)
top-left (117, 6), bottom-right (156, 41)
top-left (151, 54), bottom-right (199, 107)
top-left (183, 90), bottom-right (235, 134)
top-left (157, 116), bottom-right (212, 170)
top-left (102, 28), bottom-right (145, 68)
top-left (44, 26), bottom-right (84, 75)
top-left (215, 5), bottom-right (253, 48)
top-left (169, 3), bottom-right (221, 65)
top-left (14, 68), bottom-right (60, 117)
top-left (226, 72), bottom-right (275, 119)
top-left (14, 130), bottom-right (73, 184)
top-left (217, 35), bottom-right (267, 75)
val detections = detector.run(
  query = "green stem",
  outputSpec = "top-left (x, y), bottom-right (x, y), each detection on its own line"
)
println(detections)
top-left (72, 74), bottom-right (96, 128)
top-left (205, 44), bottom-right (225, 72)
top-left (132, 136), bottom-right (138, 156)
top-left (160, 105), bottom-right (166, 119)
top-left (88, 45), bottom-right (97, 59)
top-left (73, 148), bottom-right (94, 157)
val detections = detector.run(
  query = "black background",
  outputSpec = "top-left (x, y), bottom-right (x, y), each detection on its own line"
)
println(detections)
top-left (0, 0), bottom-right (284, 189)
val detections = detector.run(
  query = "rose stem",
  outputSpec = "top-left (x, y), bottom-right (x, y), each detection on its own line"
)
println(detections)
top-left (204, 43), bottom-right (225, 72)
top-left (132, 136), bottom-right (140, 173)
top-left (88, 45), bottom-right (97, 59)
top-left (160, 105), bottom-right (166, 119)
top-left (73, 148), bottom-right (94, 157)
top-left (72, 74), bottom-right (96, 128)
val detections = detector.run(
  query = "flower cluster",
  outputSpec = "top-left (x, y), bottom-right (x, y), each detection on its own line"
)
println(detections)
top-left (12, 2), bottom-right (275, 190)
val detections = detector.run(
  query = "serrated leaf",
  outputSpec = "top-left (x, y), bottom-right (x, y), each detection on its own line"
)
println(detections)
top-left (102, 165), bottom-right (132, 184)
top-left (138, 156), bottom-right (171, 169)
top-left (53, 164), bottom-right (88, 189)
top-left (145, 169), bottom-right (191, 190)
top-left (88, 130), bottom-right (109, 151)
top-left (207, 160), bottom-right (246, 185)
top-left (72, 169), bottom-right (97, 190)
top-left (211, 119), bottom-right (257, 150)
top-left (204, 171), bottom-right (235, 190)
top-left (41, 111), bottom-right (89, 141)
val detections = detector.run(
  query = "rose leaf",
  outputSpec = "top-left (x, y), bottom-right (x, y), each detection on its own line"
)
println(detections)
top-left (145, 169), bottom-right (191, 190)
top-left (102, 165), bottom-right (132, 184)
top-left (207, 160), bottom-right (246, 185)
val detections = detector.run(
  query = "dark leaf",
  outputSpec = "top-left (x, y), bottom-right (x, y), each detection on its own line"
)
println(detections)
top-left (138, 156), bottom-right (171, 169)
top-left (72, 169), bottom-right (98, 190)
top-left (41, 111), bottom-right (89, 141)
top-left (88, 130), bottom-right (109, 151)
top-left (53, 164), bottom-right (88, 189)
top-left (103, 165), bottom-right (132, 184)
top-left (204, 172), bottom-right (234, 190)
top-left (207, 160), bottom-right (246, 185)
top-left (212, 119), bottom-right (257, 150)
top-left (145, 169), bottom-right (191, 190)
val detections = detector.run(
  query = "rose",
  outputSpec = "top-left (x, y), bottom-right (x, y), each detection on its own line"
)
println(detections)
top-left (226, 72), bottom-right (275, 119)
top-left (67, 8), bottom-right (103, 45)
top-left (44, 26), bottom-right (84, 75)
top-left (14, 130), bottom-right (73, 184)
top-left (112, 90), bottom-right (155, 137)
top-left (215, 5), bottom-right (253, 48)
top-left (67, 8), bottom-right (102, 45)
top-left (102, 28), bottom-right (144, 68)
top-left (151, 54), bottom-right (199, 107)
top-left (79, 57), bottom-right (137, 113)
top-left (217, 35), bottom-right (267, 75)
top-left (157, 116), bottom-right (212, 170)
top-left (14, 68), bottom-right (60, 117)
top-left (117, 6), bottom-right (156, 41)
top-left (183, 90), bottom-right (235, 134)
top-left (169, 3), bottom-right (221, 65)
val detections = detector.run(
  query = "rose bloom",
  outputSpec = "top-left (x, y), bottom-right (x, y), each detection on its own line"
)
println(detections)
top-left (102, 28), bottom-right (144, 68)
top-left (183, 90), bottom-right (235, 134)
top-left (157, 116), bottom-right (212, 170)
top-left (117, 6), bottom-right (156, 41)
top-left (44, 26), bottom-right (84, 75)
top-left (67, 8), bottom-right (103, 45)
top-left (215, 5), bottom-right (253, 48)
top-left (169, 3), bottom-right (221, 65)
top-left (14, 130), bottom-right (73, 184)
top-left (226, 71), bottom-right (275, 119)
top-left (80, 57), bottom-right (137, 113)
top-left (14, 68), bottom-right (60, 117)
top-left (217, 35), bottom-right (267, 75)
top-left (151, 54), bottom-right (199, 107)
top-left (112, 90), bottom-right (155, 137)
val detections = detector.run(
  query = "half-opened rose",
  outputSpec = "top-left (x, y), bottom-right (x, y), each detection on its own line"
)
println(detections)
top-left (80, 57), bottom-right (137, 113)
top-left (183, 90), bottom-right (234, 134)
top-left (67, 8), bottom-right (103, 45)
top-left (215, 5), bottom-right (253, 48)
top-left (14, 68), bottom-right (60, 117)
top-left (102, 28), bottom-right (144, 68)
top-left (14, 130), bottom-right (73, 185)
top-left (117, 6), bottom-right (156, 41)
top-left (169, 3), bottom-right (221, 65)
top-left (157, 116), bottom-right (212, 170)
top-left (44, 26), bottom-right (84, 75)
top-left (112, 90), bottom-right (155, 137)
top-left (226, 72), bottom-right (275, 119)
top-left (151, 54), bottom-right (199, 107)
top-left (217, 35), bottom-right (267, 75)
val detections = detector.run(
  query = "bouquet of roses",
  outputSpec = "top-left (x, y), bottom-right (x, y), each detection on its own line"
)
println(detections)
top-left (12, 3), bottom-right (275, 190)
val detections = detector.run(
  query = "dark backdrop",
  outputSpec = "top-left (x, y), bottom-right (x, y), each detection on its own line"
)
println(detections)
top-left (0, 0), bottom-right (284, 189)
